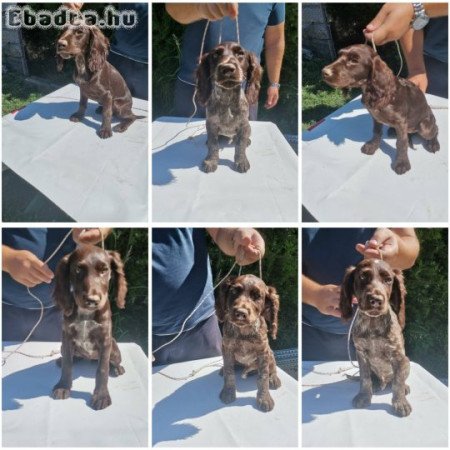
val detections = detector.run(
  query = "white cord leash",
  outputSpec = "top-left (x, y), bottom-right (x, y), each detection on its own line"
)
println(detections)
top-left (2, 228), bottom-right (106, 365)
top-left (369, 32), bottom-right (403, 78)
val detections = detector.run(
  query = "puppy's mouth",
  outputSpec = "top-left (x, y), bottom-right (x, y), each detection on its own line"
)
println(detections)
top-left (215, 79), bottom-right (243, 89)
top-left (56, 51), bottom-right (74, 59)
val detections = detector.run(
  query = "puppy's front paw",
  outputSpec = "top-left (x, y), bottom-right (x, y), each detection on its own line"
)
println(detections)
top-left (70, 113), bottom-right (84, 122)
top-left (393, 158), bottom-right (411, 175)
top-left (256, 393), bottom-right (274, 412)
top-left (202, 159), bottom-right (218, 173)
top-left (52, 387), bottom-right (70, 400)
top-left (220, 387), bottom-right (236, 404)
top-left (98, 128), bottom-right (113, 139)
top-left (361, 142), bottom-right (379, 155)
top-left (235, 157), bottom-right (250, 173)
top-left (269, 374), bottom-right (281, 389)
top-left (91, 391), bottom-right (112, 410)
top-left (352, 392), bottom-right (372, 408)
top-left (113, 365), bottom-right (125, 376)
top-left (425, 138), bottom-right (440, 153)
top-left (392, 398), bottom-right (412, 417)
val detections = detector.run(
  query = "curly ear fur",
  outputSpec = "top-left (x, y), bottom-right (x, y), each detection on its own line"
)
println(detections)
top-left (88, 26), bottom-right (109, 72)
top-left (390, 269), bottom-right (406, 329)
top-left (195, 52), bottom-right (212, 106)
top-left (264, 286), bottom-right (279, 340)
top-left (365, 55), bottom-right (396, 109)
top-left (53, 254), bottom-right (74, 316)
top-left (245, 52), bottom-right (263, 105)
top-left (215, 276), bottom-right (236, 322)
top-left (108, 251), bottom-right (127, 309)
top-left (340, 266), bottom-right (356, 320)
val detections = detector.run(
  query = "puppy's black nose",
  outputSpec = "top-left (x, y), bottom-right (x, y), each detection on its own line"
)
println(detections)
top-left (219, 64), bottom-right (236, 76)
top-left (322, 67), bottom-right (332, 79)
top-left (369, 297), bottom-right (382, 308)
top-left (85, 295), bottom-right (100, 306)
top-left (233, 308), bottom-right (247, 320)
top-left (57, 40), bottom-right (67, 50)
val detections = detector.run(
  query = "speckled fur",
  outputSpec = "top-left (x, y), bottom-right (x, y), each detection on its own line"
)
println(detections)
top-left (216, 274), bottom-right (281, 412)
top-left (340, 259), bottom-right (411, 417)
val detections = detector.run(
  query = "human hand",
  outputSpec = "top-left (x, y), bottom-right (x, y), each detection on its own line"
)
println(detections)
top-left (408, 71), bottom-right (428, 92)
top-left (63, 3), bottom-right (83, 11)
top-left (315, 284), bottom-right (342, 318)
top-left (363, 3), bottom-right (414, 45)
top-left (197, 3), bottom-right (238, 21)
top-left (264, 85), bottom-right (279, 109)
top-left (72, 228), bottom-right (110, 245)
top-left (4, 249), bottom-right (54, 288)
top-left (356, 228), bottom-right (399, 263)
top-left (233, 228), bottom-right (265, 265)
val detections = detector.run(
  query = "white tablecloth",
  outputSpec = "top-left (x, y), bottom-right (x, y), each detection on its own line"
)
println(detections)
top-left (302, 361), bottom-right (448, 447)
top-left (302, 94), bottom-right (448, 221)
top-left (152, 117), bottom-right (298, 222)
top-left (2, 84), bottom-right (148, 222)
top-left (2, 342), bottom-right (148, 447)
top-left (152, 356), bottom-right (298, 447)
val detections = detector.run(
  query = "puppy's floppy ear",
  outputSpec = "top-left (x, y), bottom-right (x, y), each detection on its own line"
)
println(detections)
top-left (366, 54), bottom-right (395, 108)
top-left (340, 266), bottom-right (356, 321)
top-left (215, 276), bottom-right (235, 322)
top-left (53, 254), bottom-right (74, 316)
top-left (195, 52), bottom-right (212, 106)
top-left (264, 285), bottom-right (280, 340)
top-left (390, 269), bottom-right (406, 329)
top-left (245, 51), bottom-right (263, 105)
top-left (108, 251), bottom-right (127, 309)
top-left (88, 26), bottom-right (109, 72)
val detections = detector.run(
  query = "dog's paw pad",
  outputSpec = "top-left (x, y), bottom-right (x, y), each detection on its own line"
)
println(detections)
top-left (52, 387), bottom-right (70, 400)
top-left (257, 394), bottom-right (274, 412)
top-left (361, 142), bottom-right (378, 155)
top-left (98, 128), bottom-right (113, 139)
top-left (235, 159), bottom-right (250, 173)
top-left (202, 160), bottom-right (218, 173)
top-left (69, 114), bottom-right (83, 122)
top-left (352, 393), bottom-right (371, 408)
top-left (269, 375), bottom-right (281, 389)
top-left (219, 387), bottom-right (236, 404)
top-left (91, 392), bottom-right (112, 410)
top-left (393, 398), bottom-right (412, 417)
top-left (393, 159), bottom-right (411, 175)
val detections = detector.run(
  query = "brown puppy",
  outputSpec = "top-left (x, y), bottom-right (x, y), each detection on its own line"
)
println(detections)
top-left (340, 258), bottom-right (411, 417)
top-left (52, 244), bottom-right (127, 410)
top-left (56, 18), bottom-right (141, 139)
top-left (196, 42), bottom-right (262, 173)
top-left (322, 44), bottom-right (439, 175)
top-left (216, 274), bottom-right (281, 412)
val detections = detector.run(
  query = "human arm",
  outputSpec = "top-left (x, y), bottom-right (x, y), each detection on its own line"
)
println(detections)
top-left (355, 228), bottom-right (420, 269)
top-left (263, 22), bottom-right (285, 109)
top-left (364, 3), bottom-right (448, 45)
top-left (63, 2), bottom-right (83, 10)
top-left (302, 275), bottom-right (341, 318)
top-left (165, 3), bottom-right (238, 24)
top-left (2, 245), bottom-right (54, 288)
top-left (400, 28), bottom-right (427, 92)
top-left (72, 228), bottom-right (112, 245)
top-left (207, 228), bottom-right (265, 265)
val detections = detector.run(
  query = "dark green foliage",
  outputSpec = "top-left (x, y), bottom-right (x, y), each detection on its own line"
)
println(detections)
top-left (152, 3), bottom-right (298, 134)
top-left (404, 229), bottom-right (448, 379)
top-left (106, 228), bottom-right (148, 355)
top-left (208, 229), bottom-right (298, 350)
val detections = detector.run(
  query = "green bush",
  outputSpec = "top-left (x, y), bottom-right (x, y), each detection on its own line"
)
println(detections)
top-left (106, 228), bottom-right (148, 354)
top-left (208, 228), bottom-right (298, 350)
top-left (404, 229), bottom-right (448, 379)
top-left (152, 4), bottom-right (298, 134)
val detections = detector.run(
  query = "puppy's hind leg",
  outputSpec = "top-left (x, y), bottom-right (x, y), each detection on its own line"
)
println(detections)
top-left (268, 350), bottom-right (281, 389)
top-left (109, 339), bottom-right (125, 376)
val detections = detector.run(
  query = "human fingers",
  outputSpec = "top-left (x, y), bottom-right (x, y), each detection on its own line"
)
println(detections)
top-left (264, 87), bottom-right (279, 109)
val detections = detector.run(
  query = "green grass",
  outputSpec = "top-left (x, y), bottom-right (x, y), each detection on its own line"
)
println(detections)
top-left (2, 72), bottom-right (53, 116)
top-left (302, 57), bottom-right (358, 130)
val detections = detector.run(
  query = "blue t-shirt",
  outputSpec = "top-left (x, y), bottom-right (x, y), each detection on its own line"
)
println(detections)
top-left (152, 228), bottom-right (215, 335)
top-left (302, 228), bottom-right (375, 334)
top-left (2, 229), bottom-right (76, 309)
top-left (178, 3), bottom-right (285, 85)
top-left (111, 3), bottom-right (148, 63)
top-left (424, 18), bottom-right (448, 64)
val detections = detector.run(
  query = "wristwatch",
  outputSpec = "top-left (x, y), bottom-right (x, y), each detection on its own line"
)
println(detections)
top-left (411, 3), bottom-right (430, 30)
top-left (270, 82), bottom-right (281, 89)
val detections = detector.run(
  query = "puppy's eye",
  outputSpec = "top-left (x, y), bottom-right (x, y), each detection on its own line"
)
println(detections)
top-left (348, 55), bottom-right (359, 64)
top-left (75, 266), bottom-right (82, 274)
top-left (250, 291), bottom-right (261, 300)
top-left (384, 277), bottom-right (393, 284)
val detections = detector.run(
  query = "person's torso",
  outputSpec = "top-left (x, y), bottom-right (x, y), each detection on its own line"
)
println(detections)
top-left (2, 228), bottom-right (76, 309)
top-left (152, 228), bottom-right (215, 335)
top-left (424, 17), bottom-right (448, 64)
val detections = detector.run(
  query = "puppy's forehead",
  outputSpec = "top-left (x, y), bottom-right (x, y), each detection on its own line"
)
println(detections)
top-left (358, 258), bottom-right (391, 272)
top-left (72, 245), bottom-right (108, 264)
top-left (235, 274), bottom-right (265, 289)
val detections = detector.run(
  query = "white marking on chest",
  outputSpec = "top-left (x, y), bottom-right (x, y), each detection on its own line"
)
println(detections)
top-left (70, 313), bottom-right (101, 357)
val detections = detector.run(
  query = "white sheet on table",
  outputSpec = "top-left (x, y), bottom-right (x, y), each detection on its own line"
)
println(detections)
top-left (152, 117), bottom-right (298, 222)
top-left (302, 94), bottom-right (448, 221)
top-left (152, 357), bottom-right (298, 447)
top-left (2, 84), bottom-right (148, 222)
top-left (302, 361), bottom-right (448, 447)
top-left (2, 342), bottom-right (148, 447)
